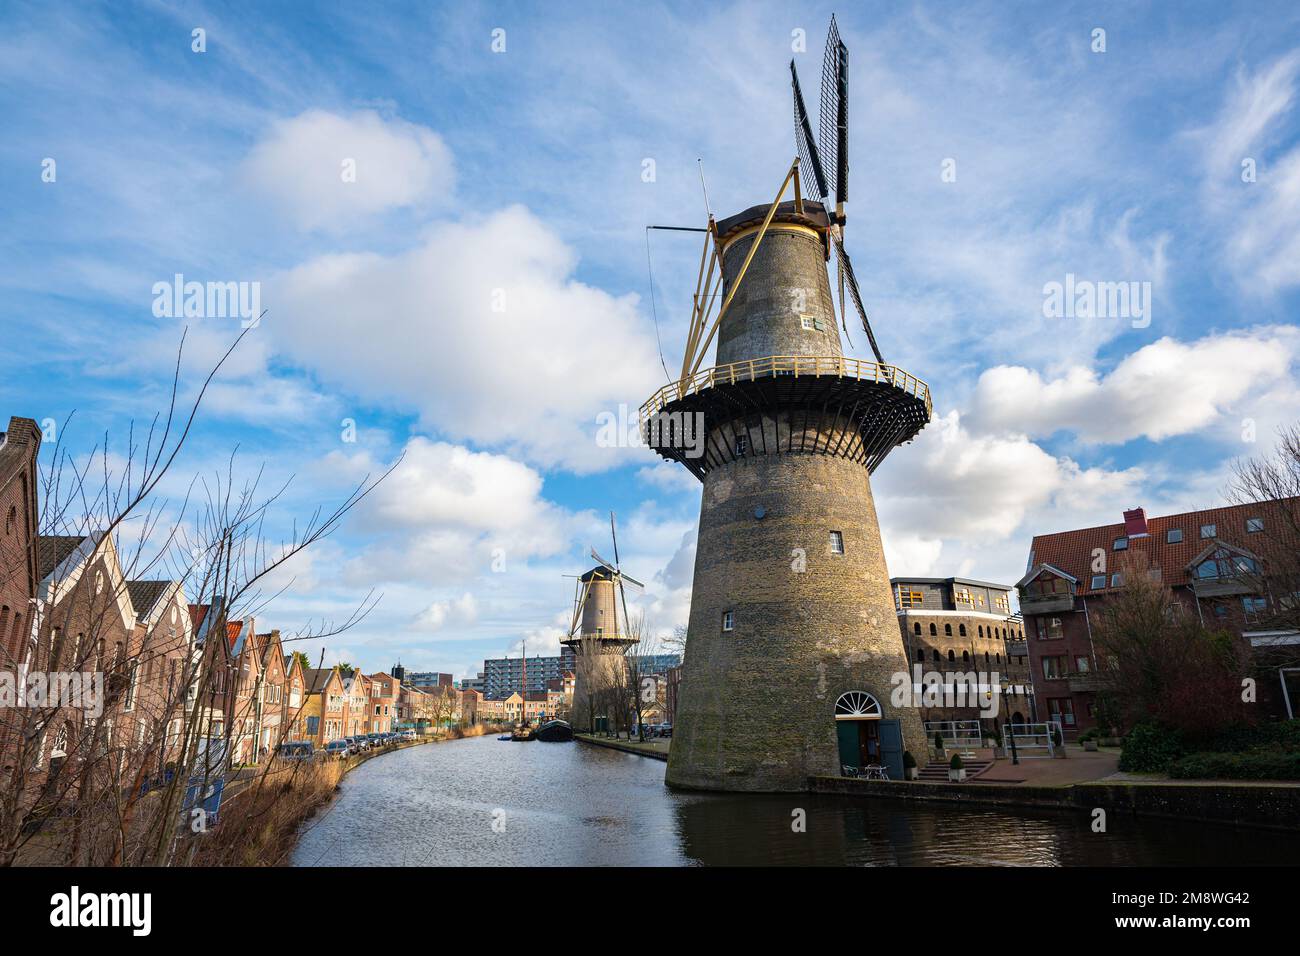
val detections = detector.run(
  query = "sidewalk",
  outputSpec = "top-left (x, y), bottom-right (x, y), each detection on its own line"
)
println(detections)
top-left (970, 747), bottom-right (1120, 786)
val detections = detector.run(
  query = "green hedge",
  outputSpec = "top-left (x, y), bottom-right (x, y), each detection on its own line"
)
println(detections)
top-left (1169, 751), bottom-right (1300, 781)
top-left (1118, 721), bottom-right (1184, 772)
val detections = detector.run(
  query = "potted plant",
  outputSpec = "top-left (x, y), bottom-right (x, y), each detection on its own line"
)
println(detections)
top-left (1080, 729), bottom-right (1099, 752)
top-left (947, 753), bottom-right (966, 782)
top-left (902, 750), bottom-right (919, 780)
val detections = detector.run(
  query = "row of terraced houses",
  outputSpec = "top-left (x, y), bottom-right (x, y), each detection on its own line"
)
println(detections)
top-left (0, 416), bottom-right (480, 787)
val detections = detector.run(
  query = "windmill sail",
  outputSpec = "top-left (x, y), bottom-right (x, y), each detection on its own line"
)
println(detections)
top-left (791, 61), bottom-right (829, 201)
top-left (834, 240), bottom-right (883, 364)
top-left (819, 14), bottom-right (848, 210)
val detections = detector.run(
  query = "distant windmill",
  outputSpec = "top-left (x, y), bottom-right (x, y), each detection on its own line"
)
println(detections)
top-left (561, 512), bottom-right (643, 731)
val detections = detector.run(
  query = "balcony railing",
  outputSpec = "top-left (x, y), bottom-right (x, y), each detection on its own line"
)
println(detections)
top-left (640, 354), bottom-right (933, 420)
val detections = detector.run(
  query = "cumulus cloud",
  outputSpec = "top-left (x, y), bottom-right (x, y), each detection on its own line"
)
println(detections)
top-left (413, 592), bottom-right (478, 631)
top-left (968, 327), bottom-right (1300, 444)
top-left (241, 109), bottom-right (454, 231)
top-left (874, 410), bottom-right (1148, 579)
top-left (270, 205), bottom-right (663, 471)
top-left (329, 437), bottom-right (582, 586)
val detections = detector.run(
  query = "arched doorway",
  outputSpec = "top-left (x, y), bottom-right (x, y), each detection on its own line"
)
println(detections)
top-left (834, 692), bottom-right (903, 779)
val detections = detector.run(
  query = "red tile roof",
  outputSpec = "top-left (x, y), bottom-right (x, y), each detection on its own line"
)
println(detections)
top-left (226, 621), bottom-right (242, 648)
top-left (1027, 499), bottom-right (1299, 596)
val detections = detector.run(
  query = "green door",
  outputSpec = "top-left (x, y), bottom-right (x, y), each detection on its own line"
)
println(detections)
top-left (836, 721), bottom-right (859, 772)
top-left (879, 719), bottom-right (903, 780)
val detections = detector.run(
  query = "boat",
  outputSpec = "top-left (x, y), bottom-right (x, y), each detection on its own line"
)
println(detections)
top-left (497, 735), bottom-right (513, 741)
top-left (534, 719), bottom-right (574, 743)
top-left (509, 725), bottom-right (536, 742)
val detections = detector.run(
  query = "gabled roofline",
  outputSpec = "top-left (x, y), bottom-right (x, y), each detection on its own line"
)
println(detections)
top-left (1015, 563), bottom-right (1078, 589)
top-left (1185, 538), bottom-right (1261, 570)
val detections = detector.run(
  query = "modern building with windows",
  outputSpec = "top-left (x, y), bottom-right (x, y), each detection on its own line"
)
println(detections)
top-left (891, 576), bottom-right (1034, 733)
top-left (1017, 502), bottom-right (1300, 737)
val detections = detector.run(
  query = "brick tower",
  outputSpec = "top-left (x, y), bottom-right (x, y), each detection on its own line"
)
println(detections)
top-left (645, 196), bottom-right (931, 791)
top-left (639, 19), bottom-right (932, 791)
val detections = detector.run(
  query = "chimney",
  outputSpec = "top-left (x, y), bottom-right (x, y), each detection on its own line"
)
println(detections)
top-left (1123, 507), bottom-right (1149, 538)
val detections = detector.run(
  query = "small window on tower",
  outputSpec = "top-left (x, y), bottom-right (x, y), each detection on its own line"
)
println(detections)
top-left (735, 433), bottom-right (748, 456)
top-left (829, 531), bottom-right (844, 554)
top-left (722, 610), bottom-right (734, 632)
top-left (800, 314), bottom-right (815, 330)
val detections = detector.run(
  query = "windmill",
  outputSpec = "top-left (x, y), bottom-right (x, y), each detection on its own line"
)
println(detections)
top-left (639, 13), bottom-right (933, 790)
top-left (790, 14), bottom-right (882, 362)
top-left (561, 513), bottom-right (643, 732)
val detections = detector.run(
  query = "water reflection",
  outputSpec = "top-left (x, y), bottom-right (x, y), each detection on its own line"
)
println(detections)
top-left (291, 734), bottom-right (1298, 867)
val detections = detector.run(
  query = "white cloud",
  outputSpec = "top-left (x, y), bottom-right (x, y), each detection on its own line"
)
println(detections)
top-left (1194, 52), bottom-right (1300, 294)
top-left (270, 205), bottom-right (663, 471)
top-left (969, 327), bottom-right (1300, 444)
top-left (331, 437), bottom-right (580, 586)
top-left (241, 109), bottom-right (454, 232)
top-left (413, 592), bottom-right (478, 631)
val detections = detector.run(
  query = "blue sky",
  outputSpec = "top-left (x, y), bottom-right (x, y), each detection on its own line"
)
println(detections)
top-left (3, 1), bottom-right (1299, 679)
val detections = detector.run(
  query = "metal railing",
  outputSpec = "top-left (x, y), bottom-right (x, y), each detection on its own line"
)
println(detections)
top-left (640, 354), bottom-right (933, 420)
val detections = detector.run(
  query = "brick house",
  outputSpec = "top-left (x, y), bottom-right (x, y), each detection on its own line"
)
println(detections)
top-left (251, 630), bottom-right (287, 758)
top-left (342, 671), bottom-right (370, 737)
top-left (122, 580), bottom-right (193, 769)
top-left (366, 672), bottom-right (400, 733)
top-left (0, 417), bottom-right (41, 770)
top-left (301, 667), bottom-right (346, 743)
top-left (0, 417), bottom-right (40, 671)
top-left (282, 652), bottom-right (307, 740)
top-left (1017, 502), bottom-right (1300, 737)
top-left (890, 576), bottom-right (1035, 733)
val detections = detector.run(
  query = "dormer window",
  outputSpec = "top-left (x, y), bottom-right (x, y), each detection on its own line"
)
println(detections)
top-left (1113, 537), bottom-right (1128, 551)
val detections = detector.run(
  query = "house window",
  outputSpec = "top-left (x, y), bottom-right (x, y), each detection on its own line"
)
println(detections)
top-left (915, 648), bottom-right (924, 663)
top-left (1246, 517), bottom-right (1264, 533)
top-left (1110, 573), bottom-right (1124, 588)
top-left (993, 594), bottom-right (1009, 612)
top-left (895, 587), bottom-right (923, 609)
top-left (947, 650), bottom-right (955, 662)
top-left (958, 624), bottom-right (966, 637)
top-left (735, 433), bottom-right (748, 456)
top-left (1200, 524), bottom-right (1216, 539)
top-left (1048, 698), bottom-right (1076, 727)
top-left (1242, 596), bottom-right (1268, 617)
top-left (829, 531), bottom-right (844, 555)
top-left (1090, 574), bottom-right (1106, 589)
top-left (1042, 656), bottom-right (1067, 679)
top-left (1166, 528), bottom-right (1183, 543)
top-left (1113, 537), bottom-right (1128, 551)
top-left (1075, 656), bottom-right (1090, 673)
top-left (954, 587), bottom-right (973, 605)
top-left (1039, 617), bottom-right (1063, 640)
top-left (800, 314), bottom-right (814, 330)
top-left (929, 623), bottom-right (937, 636)
top-left (913, 622), bottom-right (921, 635)
top-left (722, 610), bottom-right (734, 632)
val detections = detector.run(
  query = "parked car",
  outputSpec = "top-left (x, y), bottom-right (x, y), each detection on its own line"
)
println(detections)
top-left (275, 741), bottom-right (315, 761)
top-left (344, 736), bottom-right (362, 754)
top-left (656, 723), bottom-right (673, 738)
top-left (366, 733), bottom-right (384, 747)
top-left (401, 729), bottom-right (417, 741)
top-left (324, 739), bottom-right (350, 759)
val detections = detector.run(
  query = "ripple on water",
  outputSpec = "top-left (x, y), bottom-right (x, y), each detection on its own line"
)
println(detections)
top-left (289, 734), bottom-right (1300, 867)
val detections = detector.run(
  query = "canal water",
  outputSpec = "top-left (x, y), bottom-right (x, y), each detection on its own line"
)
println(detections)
top-left (290, 734), bottom-right (1298, 866)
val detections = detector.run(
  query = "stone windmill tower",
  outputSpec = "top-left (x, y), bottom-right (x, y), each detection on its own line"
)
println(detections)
top-left (641, 16), bottom-right (932, 791)
top-left (561, 513), bottom-right (643, 732)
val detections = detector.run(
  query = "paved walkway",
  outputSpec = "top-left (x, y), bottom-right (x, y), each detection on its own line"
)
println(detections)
top-left (962, 746), bottom-right (1120, 786)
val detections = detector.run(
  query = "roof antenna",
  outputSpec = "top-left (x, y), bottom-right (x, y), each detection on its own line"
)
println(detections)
top-left (697, 158), bottom-right (713, 219)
